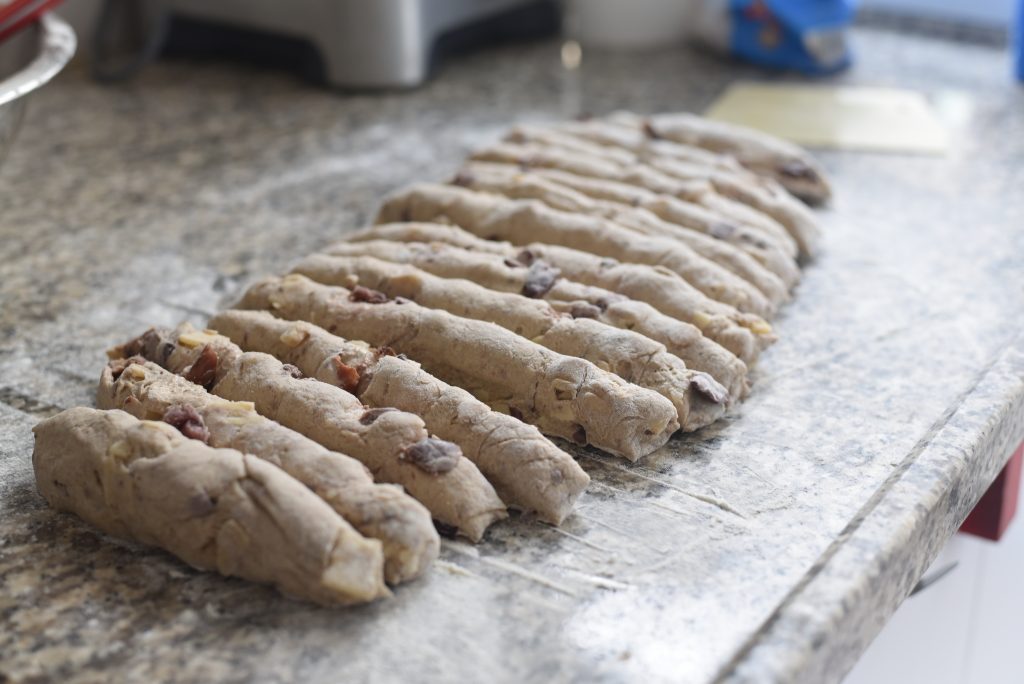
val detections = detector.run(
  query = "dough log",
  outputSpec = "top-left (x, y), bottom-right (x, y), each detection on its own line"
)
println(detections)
top-left (111, 325), bottom-right (507, 542)
top-left (33, 407), bottom-right (389, 605)
top-left (487, 132), bottom-right (821, 260)
top-left (453, 162), bottom-right (793, 300)
top-left (97, 359), bottom-right (439, 584)
top-left (491, 162), bottom-right (799, 261)
top-left (609, 111), bottom-right (833, 206)
top-left (375, 182), bottom-right (776, 319)
top-left (292, 253), bottom-right (730, 429)
top-left (323, 237), bottom-right (749, 399)
top-left (235, 274), bottom-right (680, 461)
top-left (356, 222), bottom-right (774, 365)
top-left (208, 309), bottom-right (591, 525)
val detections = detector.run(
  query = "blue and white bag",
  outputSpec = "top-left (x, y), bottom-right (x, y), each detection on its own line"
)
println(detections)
top-left (692, 0), bottom-right (855, 75)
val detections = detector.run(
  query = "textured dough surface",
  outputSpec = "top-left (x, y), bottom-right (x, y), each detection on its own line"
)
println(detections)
top-left (209, 310), bottom-right (591, 524)
top-left (33, 407), bottom-right (388, 605)
top-left (112, 324), bottom-right (506, 542)
top-left (376, 182), bottom-right (775, 319)
top-left (97, 360), bottom-right (439, 584)
top-left (484, 162), bottom-right (799, 261)
top-left (236, 274), bottom-right (680, 461)
top-left (472, 136), bottom-right (819, 260)
top-left (453, 163), bottom-right (793, 299)
top-left (504, 117), bottom-right (823, 254)
top-left (293, 253), bottom-right (728, 430)
top-left (611, 110), bottom-right (833, 206)
top-left (356, 221), bottom-right (774, 365)
top-left (324, 237), bottom-right (749, 399)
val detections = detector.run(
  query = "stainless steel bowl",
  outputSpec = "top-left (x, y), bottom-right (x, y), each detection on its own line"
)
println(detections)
top-left (0, 13), bottom-right (76, 167)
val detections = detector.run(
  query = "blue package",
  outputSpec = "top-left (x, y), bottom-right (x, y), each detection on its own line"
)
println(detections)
top-left (729, 0), bottom-right (855, 75)
top-left (1017, 0), bottom-right (1023, 81)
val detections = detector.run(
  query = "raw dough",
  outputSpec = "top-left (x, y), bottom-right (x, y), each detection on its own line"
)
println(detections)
top-left (453, 163), bottom-right (793, 298)
top-left (358, 221), bottom-right (775, 365)
top-left (33, 407), bottom-right (389, 605)
top-left (208, 310), bottom-right (591, 525)
top-left (97, 359), bottom-right (439, 584)
top-left (610, 111), bottom-right (833, 206)
top-left (323, 237), bottom-right (749, 399)
top-left (375, 182), bottom-right (776, 319)
top-left (292, 253), bottom-right (730, 430)
top-left (236, 274), bottom-right (681, 461)
top-left (111, 325), bottom-right (507, 542)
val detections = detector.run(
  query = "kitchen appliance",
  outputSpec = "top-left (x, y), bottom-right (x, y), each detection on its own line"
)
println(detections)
top-left (155, 0), bottom-right (559, 88)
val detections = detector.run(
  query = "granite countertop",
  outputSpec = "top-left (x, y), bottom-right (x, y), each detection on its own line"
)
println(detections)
top-left (2, 24), bottom-right (1024, 684)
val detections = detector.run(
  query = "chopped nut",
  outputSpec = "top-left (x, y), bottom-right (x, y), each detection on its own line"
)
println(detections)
top-left (108, 440), bottom-right (132, 459)
top-left (332, 357), bottom-right (361, 393)
top-left (349, 285), bottom-right (388, 304)
top-left (739, 233), bottom-right (770, 250)
top-left (749, 320), bottom-right (773, 336)
top-left (112, 329), bottom-right (162, 361)
top-left (709, 223), bottom-right (737, 240)
top-left (552, 378), bottom-right (577, 401)
top-left (515, 249), bottom-right (536, 266)
top-left (401, 438), bottom-right (461, 475)
top-left (359, 407), bottom-right (398, 425)
top-left (183, 345), bottom-right (218, 388)
top-left (162, 404), bottom-right (210, 443)
top-left (521, 261), bottom-right (560, 298)
top-left (641, 120), bottom-right (663, 140)
top-left (569, 302), bottom-right (602, 319)
top-left (108, 356), bottom-right (147, 380)
top-left (692, 311), bottom-right (713, 329)
top-left (279, 327), bottom-right (309, 348)
top-left (691, 373), bottom-right (729, 405)
top-left (452, 171), bottom-right (475, 187)
top-left (178, 331), bottom-right (214, 349)
top-left (127, 365), bottom-right (146, 380)
top-left (779, 160), bottom-right (815, 180)
top-left (224, 414), bottom-right (261, 426)
top-left (229, 401), bottom-right (256, 412)
top-left (343, 274), bottom-right (359, 289)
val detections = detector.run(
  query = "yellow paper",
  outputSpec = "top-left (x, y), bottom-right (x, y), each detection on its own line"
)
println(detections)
top-left (705, 82), bottom-right (949, 154)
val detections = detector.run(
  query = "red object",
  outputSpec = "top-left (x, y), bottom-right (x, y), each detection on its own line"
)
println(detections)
top-left (960, 440), bottom-right (1023, 541)
top-left (0, 0), bottom-right (65, 43)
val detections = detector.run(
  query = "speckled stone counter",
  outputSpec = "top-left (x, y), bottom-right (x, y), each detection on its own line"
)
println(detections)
top-left (2, 25), bottom-right (1023, 684)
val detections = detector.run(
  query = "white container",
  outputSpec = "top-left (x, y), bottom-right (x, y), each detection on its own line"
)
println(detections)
top-left (564, 0), bottom-right (693, 50)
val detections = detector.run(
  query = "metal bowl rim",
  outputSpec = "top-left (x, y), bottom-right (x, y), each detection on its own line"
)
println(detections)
top-left (0, 13), bottom-right (77, 108)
